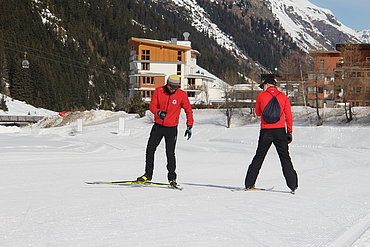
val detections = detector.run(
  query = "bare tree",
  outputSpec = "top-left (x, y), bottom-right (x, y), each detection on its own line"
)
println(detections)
top-left (307, 53), bottom-right (323, 126)
top-left (200, 80), bottom-right (209, 105)
top-left (247, 69), bottom-right (259, 117)
top-left (279, 55), bottom-right (292, 96)
top-left (336, 44), bottom-right (362, 122)
top-left (221, 70), bottom-right (242, 128)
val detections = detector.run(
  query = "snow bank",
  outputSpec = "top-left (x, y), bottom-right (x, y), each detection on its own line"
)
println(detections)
top-left (34, 110), bottom-right (135, 128)
top-left (0, 94), bottom-right (56, 116)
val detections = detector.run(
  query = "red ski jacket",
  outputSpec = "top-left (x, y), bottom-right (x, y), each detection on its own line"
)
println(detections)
top-left (255, 86), bottom-right (293, 132)
top-left (150, 86), bottom-right (194, 127)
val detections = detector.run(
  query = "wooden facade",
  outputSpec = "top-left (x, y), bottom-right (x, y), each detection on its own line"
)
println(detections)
top-left (128, 37), bottom-right (190, 62)
top-left (128, 37), bottom-right (192, 99)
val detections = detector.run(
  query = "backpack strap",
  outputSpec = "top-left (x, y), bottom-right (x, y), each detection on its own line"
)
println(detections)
top-left (265, 90), bottom-right (281, 97)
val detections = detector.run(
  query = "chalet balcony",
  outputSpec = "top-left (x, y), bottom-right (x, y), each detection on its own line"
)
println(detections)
top-left (184, 85), bottom-right (203, 90)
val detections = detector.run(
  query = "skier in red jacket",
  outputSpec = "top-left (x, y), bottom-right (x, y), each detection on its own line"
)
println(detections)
top-left (245, 78), bottom-right (298, 193)
top-left (137, 75), bottom-right (194, 187)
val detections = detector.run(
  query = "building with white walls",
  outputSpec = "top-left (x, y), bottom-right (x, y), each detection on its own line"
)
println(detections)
top-left (128, 34), bottom-right (229, 104)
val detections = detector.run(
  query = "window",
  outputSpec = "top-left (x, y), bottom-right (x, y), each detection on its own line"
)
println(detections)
top-left (357, 72), bottom-right (363, 77)
top-left (141, 63), bottom-right (150, 70)
top-left (356, 87), bottom-right (361, 93)
top-left (367, 57), bottom-right (370, 63)
top-left (177, 64), bottom-right (181, 75)
top-left (319, 59), bottom-right (324, 69)
top-left (366, 87), bottom-right (370, 93)
top-left (367, 72), bottom-right (370, 77)
top-left (317, 87), bottom-right (323, 93)
top-left (141, 50), bottom-right (150, 60)
top-left (142, 77), bottom-right (154, 85)
top-left (308, 74), bottom-right (315, 80)
top-left (142, 90), bottom-right (153, 98)
top-left (187, 92), bottom-right (195, 97)
top-left (318, 74), bottom-right (325, 80)
top-left (334, 71), bottom-right (343, 79)
top-left (188, 78), bottom-right (195, 89)
top-left (177, 51), bottom-right (182, 61)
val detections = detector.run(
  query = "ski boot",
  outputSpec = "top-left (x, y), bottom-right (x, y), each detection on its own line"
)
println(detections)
top-left (136, 175), bottom-right (151, 182)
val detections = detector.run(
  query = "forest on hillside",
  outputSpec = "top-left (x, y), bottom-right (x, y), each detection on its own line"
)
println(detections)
top-left (0, 0), bottom-right (299, 112)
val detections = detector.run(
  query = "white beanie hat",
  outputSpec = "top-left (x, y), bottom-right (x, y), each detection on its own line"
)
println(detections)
top-left (167, 74), bottom-right (181, 88)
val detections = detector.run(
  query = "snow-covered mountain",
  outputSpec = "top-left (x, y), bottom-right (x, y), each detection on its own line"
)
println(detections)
top-left (358, 30), bottom-right (370, 43)
top-left (168, 0), bottom-right (367, 52)
top-left (159, 0), bottom-right (250, 61)
top-left (163, 0), bottom-right (366, 55)
top-left (265, 0), bottom-right (366, 51)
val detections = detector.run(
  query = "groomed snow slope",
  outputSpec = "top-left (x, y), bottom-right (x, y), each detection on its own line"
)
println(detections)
top-left (0, 109), bottom-right (369, 246)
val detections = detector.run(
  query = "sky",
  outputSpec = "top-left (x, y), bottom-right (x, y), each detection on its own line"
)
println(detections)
top-left (309, 0), bottom-right (370, 30)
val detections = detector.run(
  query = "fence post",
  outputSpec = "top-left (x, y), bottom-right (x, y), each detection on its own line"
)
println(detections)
top-left (77, 118), bottom-right (83, 132)
top-left (118, 117), bottom-right (125, 133)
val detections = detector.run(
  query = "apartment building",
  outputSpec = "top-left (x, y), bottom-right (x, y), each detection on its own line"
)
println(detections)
top-left (128, 35), bottom-right (227, 104)
top-left (307, 51), bottom-right (341, 108)
top-left (307, 45), bottom-right (370, 108)
top-left (334, 44), bottom-right (370, 107)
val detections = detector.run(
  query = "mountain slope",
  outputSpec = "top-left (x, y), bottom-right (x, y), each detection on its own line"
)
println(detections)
top-left (1, 0), bottom-right (300, 112)
top-left (162, 0), bottom-right (298, 70)
top-left (2, 0), bottom-right (364, 112)
top-left (265, 0), bottom-right (364, 51)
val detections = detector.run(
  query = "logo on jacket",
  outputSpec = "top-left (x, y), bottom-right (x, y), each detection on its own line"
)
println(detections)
top-left (172, 100), bottom-right (177, 104)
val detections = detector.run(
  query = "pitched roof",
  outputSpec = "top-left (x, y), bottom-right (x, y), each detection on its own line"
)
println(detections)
top-left (129, 37), bottom-right (191, 51)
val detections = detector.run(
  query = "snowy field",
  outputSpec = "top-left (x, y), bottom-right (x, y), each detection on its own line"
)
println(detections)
top-left (0, 106), bottom-right (369, 246)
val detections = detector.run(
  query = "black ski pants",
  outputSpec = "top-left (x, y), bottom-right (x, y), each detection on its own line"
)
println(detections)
top-left (245, 128), bottom-right (298, 190)
top-left (145, 123), bottom-right (178, 181)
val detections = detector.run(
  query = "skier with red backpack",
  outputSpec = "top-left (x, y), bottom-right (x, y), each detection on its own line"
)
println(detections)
top-left (245, 78), bottom-right (298, 193)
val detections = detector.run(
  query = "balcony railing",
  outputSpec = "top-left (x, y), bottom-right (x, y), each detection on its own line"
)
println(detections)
top-left (184, 85), bottom-right (203, 90)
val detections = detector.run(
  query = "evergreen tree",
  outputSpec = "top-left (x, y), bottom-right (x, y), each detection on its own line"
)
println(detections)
top-left (1, 95), bottom-right (8, 111)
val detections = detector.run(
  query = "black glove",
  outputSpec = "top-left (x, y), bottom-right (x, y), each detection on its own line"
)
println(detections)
top-left (287, 131), bottom-right (293, 144)
top-left (157, 111), bottom-right (166, 120)
top-left (184, 125), bottom-right (192, 140)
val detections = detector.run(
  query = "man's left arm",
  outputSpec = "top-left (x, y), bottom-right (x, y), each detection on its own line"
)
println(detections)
top-left (181, 92), bottom-right (194, 126)
top-left (181, 93), bottom-right (194, 140)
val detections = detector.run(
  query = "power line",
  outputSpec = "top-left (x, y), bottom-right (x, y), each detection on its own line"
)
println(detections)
top-left (0, 38), bottom-right (124, 78)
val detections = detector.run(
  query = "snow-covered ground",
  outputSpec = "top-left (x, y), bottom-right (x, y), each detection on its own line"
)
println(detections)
top-left (0, 108), bottom-right (369, 246)
top-left (0, 95), bottom-right (56, 116)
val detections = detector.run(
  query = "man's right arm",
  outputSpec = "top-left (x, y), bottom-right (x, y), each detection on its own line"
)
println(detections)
top-left (149, 89), bottom-right (159, 115)
top-left (284, 96), bottom-right (293, 132)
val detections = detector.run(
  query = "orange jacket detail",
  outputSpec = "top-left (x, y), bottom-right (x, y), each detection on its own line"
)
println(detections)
top-left (255, 86), bottom-right (293, 132)
top-left (150, 86), bottom-right (194, 127)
